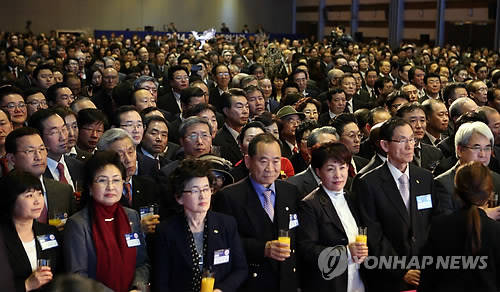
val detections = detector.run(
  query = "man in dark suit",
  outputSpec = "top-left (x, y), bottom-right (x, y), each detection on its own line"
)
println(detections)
top-left (357, 122), bottom-right (386, 176)
top-left (209, 64), bottom-right (231, 113)
top-left (353, 118), bottom-right (437, 291)
top-left (434, 121), bottom-right (500, 218)
top-left (318, 88), bottom-right (347, 126)
top-left (6, 127), bottom-right (75, 223)
top-left (138, 115), bottom-right (175, 169)
top-left (396, 103), bottom-right (444, 172)
top-left (213, 89), bottom-right (249, 165)
top-left (213, 133), bottom-right (299, 292)
top-left (157, 65), bottom-right (189, 118)
top-left (288, 126), bottom-right (339, 198)
top-left (29, 109), bottom-right (84, 190)
top-left (341, 75), bottom-right (372, 113)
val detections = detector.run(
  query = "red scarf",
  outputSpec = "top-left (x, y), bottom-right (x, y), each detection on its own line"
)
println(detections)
top-left (92, 201), bottom-right (137, 292)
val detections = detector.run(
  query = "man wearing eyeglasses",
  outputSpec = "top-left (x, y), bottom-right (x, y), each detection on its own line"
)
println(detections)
top-left (0, 86), bottom-right (27, 130)
top-left (209, 64), bottom-right (231, 112)
top-left (5, 127), bottom-right (74, 224)
top-left (434, 121), bottom-right (500, 219)
top-left (76, 108), bottom-right (108, 158)
top-left (157, 65), bottom-right (189, 118)
top-left (353, 117), bottom-right (437, 291)
top-left (29, 109), bottom-right (83, 193)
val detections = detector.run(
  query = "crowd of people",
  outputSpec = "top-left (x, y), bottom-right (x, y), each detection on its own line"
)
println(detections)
top-left (0, 25), bottom-right (500, 291)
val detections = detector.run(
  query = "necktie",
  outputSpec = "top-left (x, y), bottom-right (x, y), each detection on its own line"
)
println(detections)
top-left (434, 137), bottom-right (441, 146)
top-left (292, 145), bottom-right (298, 154)
top-left (57, 163), bottom-right (68, 184)
top-left (124, 182), bottom-right (132, 206)
top-left (398, 174), bottom-right (410, 211)
top-left (38, 194), bottom-right (48, 223)
top-left (348, 162), bottom-right (356, 177)
top-left (414, 147), bottom-right (422, 167)
top-left (262, 189), bottom-right (274, 222)
top-left (0, 157), bottom-right (10, 176)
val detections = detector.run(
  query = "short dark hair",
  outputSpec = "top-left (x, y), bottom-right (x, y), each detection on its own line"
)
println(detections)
top-left (421, 98), bottom-right (444, 119)
top-left (0, 170), bottom-right (43, 222)
top-left (114, 105), bottom-right (140, 127)
top-left (77, 108), bottom-right (108, 129)
top-left (367, 107), bottom-right (388, 126)
top-left (169, 158), bottom-right (214, 199)
top-left (220, 88), bottom-right (246, 115)
top-left (180, 87), bottom-right (204, 105)
top-left (5, 127), bottom-right (40, 154)
top-left (23, 87), bottom-right (45, 100)
top-left (424, 72), bottom-right (441, 85)
top-left (247, 133), bottom-right (280, 157)
top-left (295, 120), bottom-right (318, 144)
top-left (0, 85), bottom-right (24, 105)
top-left (330, 113), bottom-right (357, 136)
top-left (81, 150), bottom-right (126, 206)
top-left (167, 65), bottom-right (189, 82)
top-left (45, 83), bottom-right (69, 105)
top-left (33, 64), bottom-right (53, 80)
top-left (379, 117), bottom-right (411, 141)
top-left (185, 103), bottom-right (217, 119)
top-left (408, 66), bottom-right (424, 83)
top-left (395, 102), bottom-right (425, 118)
top-left (28, 108), bottom-right (62, 135)
top-left (295, 97), bottom-right (322, 114)
top-left (143, 115), bottom-right (168, 131)
top-left (385, 93), bottom-right (410, 109)
top-left (326, 88), bottom-right (344, 102)
top-left (311, 142), bottom-right (352, 171)
top-left (443, 83), bottom-right (467, 104)
top-left (237, 121), bottom-right (266, 144)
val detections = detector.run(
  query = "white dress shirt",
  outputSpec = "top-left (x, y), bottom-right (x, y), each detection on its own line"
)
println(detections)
top-left (386, 160), bottom-right (410, 208)
top-left (47, 156), bottom-right (75, 191)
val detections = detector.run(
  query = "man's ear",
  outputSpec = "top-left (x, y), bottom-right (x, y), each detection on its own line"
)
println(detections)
top-left (380, 140), bottom-right (390, 154)
top-left (244, 154), bottom-right (251, 169)
top-left (6, 153), bottom-right (15, 166)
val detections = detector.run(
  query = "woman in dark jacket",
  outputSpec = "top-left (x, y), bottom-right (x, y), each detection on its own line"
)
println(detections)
top-left (0, 170), bottom-right (62, 292)
top-left (297, 142), bottom-right (368, 292)
top-left (419, 161), bottom-right (500, 292)
top-left (154, 158), bottom-right (248, 292)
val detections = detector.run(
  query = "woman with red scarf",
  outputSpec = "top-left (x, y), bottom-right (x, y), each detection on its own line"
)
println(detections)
top-left (64, 151), bottom-right (150, 292)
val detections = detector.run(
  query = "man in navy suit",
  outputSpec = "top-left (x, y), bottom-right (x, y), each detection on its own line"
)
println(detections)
top-left (214, 133), bottom-right (300, 292)
top-left (353, 117), bottom-right (437, 291)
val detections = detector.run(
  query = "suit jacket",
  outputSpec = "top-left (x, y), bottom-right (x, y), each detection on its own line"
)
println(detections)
top-left (74, 146), bottom-right (92, 162)
top-left (167, 116), bottom-right (182, 145)
top-left (353, 162), bottom-right (437, 291)
top-left (287, 167), bottom-right (319, 199)
top-left (318, 112), bottom-right (333, 126)
top-left (434, 163), bottom-right (500, 215)
top-left (279, 138), bottom-right (294, 159)
top-left (297, 187), bottom-right (365, 292)
top-left (43, 156), bottom-right (84, 187)
top-left (44, 177), bottom-right (75, 218)
top-left (64, 206), bottom-right (150, 289)
top-left (412, 143), bottom-right (443, 172)
top-left (161, 142), bottom-right (181, 163)
top-left (137, 152), bottom-right (160, 178)
top-left (0, 230), bottom-right (15, 292)
top-left (352, 90), bottom-right (374, 110)
top-left (419, 209), bottom-right (500, 292)
top-left (154, 211), bottom-right (248, 292)
top-left (157, 90), bottom-right (180, 120)
top-left (358, 138), bottom-right (375, 160)
top-left (289, 152), bottom-right (308, 174)
top-left (267, 98), bottom-right (280, 113)
top-left (1, 221), bottom-right (61, 292)
top-left (353, 155), bottom-right (369, 173)
top-left (120, 175), bottom-right (161, 212)
top-left (213, 125), bottom-right (242, 165)
top-left (357, 154), bottom-right (385, 176)
top-left (209, 86), bottom-right (225, 113)
top-left (212, 178), bottom-right (300, 292)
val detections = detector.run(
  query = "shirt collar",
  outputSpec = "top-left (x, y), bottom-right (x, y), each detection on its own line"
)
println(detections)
top-left (322, 185), bottom-right (344, 200)
top-left (224, 123), bottom-right (240, 142)
top-left (308, 165), bottom-right (322, 185)
top-left (141, 147), bottom-right (157, 159)
top-left (249, 176), bottom-right (276, 196)
top-left (386, 160), bottom-right (409, 182)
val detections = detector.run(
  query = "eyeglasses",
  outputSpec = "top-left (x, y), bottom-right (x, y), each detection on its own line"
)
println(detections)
top-left (120, 122), bottom-right (144, 129)
top-left (183, 187), bottom-right (211, 196)
top-left (94, 178), bottom-right (123, 187)
top-left (27, 100), bottom-right (48, 107)
top-left (390, 137), bottom-right (416, 144)
top-left (343, 132), bottom-right (363, 140)
top-left (2, 102), bottom-right (26, 110)
top-left (174, 76), bottom-right (189, 81)
top-left (81, 127), bottom-right (104, 134)
top-left (17, 146), bottom-right (47, 156)
top-left (217, 72), bottom-right (230, 77)
top-left (185, 132), bottom-right (211, 141)
top-left (141, 87), bottom-right (158, 93)
top-left (462, 145), bottom-right (492, 153)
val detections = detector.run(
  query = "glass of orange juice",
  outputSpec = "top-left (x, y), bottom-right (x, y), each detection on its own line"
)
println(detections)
top-left (278, 229), bottom-right (290, 246)
top-left (200, 269), bottom-right (215, 292)
top-left (356, 227), bottom-right (367, 244)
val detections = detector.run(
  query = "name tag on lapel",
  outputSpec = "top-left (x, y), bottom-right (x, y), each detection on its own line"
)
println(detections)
top-left (289, 213), bottom-right (299, 229)
top-left (214, 248), bottom-right (230, 265)
top-left (416, 194), bottom-right (433, 210)
top-left (124, 232), bottom-right (141, 247)
top-left (37, 234), bottom-right (58, 250)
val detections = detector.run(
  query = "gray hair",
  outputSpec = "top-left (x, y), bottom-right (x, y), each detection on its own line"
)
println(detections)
top-left (455, 121), bottom-right (494, 158)
top-left (133, 75), bottom-right (159, 90)
top-left (449, 97), bottom-right (476, 120)
top-left (307, 126), bottom-right (339, 148)
top-left (240, 75), bottom-right (257, 89)
top-left (327, 68), bottom-right (344, 82)
top-left (97, 128), bottom-right (134, 150)
top-left (231, 73), bottom-right (250, 88)
top-left (179, 116), bottom-right (213, 138)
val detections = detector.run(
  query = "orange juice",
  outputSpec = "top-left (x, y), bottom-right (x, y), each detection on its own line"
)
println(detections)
top-left (48, 218), bottom-right (62, 226)
top-left (200, 276), bottom-right (215, 292)
top-left (278, 236), bottom-right (290, 246)
top-left (355, 235), bottom-right (367, 244)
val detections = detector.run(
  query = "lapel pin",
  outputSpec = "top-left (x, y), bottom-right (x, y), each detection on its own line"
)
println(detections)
top-left (285, 207), bottom-right (289, 211)
top-left (214, 229), bottom-right (219, 234)
top-left (416, 179), bottom-right (420, 184)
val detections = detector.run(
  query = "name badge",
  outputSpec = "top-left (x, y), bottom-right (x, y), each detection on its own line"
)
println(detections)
top-left (289, 213), bottom-right (299, 229)
top-left (416, 194), bottom-right (433, 210)
top-left (37, 234), bottom-right (58, 250)
top-left (214, 248), bottom-right (230, 265)
top-left (124, 232), bottom-right (141, 248)
top-left (140, 206), bottom-right (154, 220)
